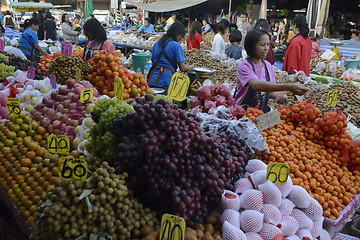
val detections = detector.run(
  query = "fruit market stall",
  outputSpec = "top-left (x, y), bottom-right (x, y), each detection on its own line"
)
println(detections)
top-left (1, 44), bottom-right (360, 240)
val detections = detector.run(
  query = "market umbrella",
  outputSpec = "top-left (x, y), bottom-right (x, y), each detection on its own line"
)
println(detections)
top-left (259, 0), bottom-right (267, 20)
top-left (85, 0), bottom-right (93, 19)
top-left (306, 0), bottom-right (330, 38)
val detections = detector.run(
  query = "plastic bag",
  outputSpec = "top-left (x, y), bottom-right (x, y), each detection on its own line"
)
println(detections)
top-left (290, 71), bottom-right (307, 83)
top-left (325, 62), bottom-right (338, 78)
top-left (4, 46), bottom-right (26, 59)
top-left (312, 62), bottom-right (326, 75)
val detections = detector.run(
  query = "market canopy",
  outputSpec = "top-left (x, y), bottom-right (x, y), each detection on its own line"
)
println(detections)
top-left (9, 1), bottom-right (54, 10)
top-left (126, 0), bottom-right (208, 12)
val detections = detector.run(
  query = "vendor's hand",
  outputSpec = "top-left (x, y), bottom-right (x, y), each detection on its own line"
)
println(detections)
top-left (275, 92), bottom-right (288, 104)
top-left (289, 83), bottom-right (309, 95)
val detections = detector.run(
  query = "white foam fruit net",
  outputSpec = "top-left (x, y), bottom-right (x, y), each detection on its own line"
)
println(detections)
top-left (239, 189), bottom-right (264, 211)
top-left (249, 170), bottom-right (267, 188)
top-left (222, 220), bottom-right (247, 240)
top-left (303, 199), bottom-right (323, 221)
top-left (245, 232), bottom-right (264, 240)
top-left (220, 209), bottom-right (241, 228)
top-left (318, 229), bottom-right (331, 240)
top-left (290, 209), bottom-right (314, 231)
top-left (261, 204), bottom-right (282, 225)
top-left (296, 229), bottom-right (312, 240)
top-left (221, 190), bottom-right (241, 211)
top-left (287, 186), bottom-right (311, 209)
top-left (276, 176), bottom-right (293, 198)
top-left (245, 159), bottom-right (268, 173)
top-left (259, 223), bottom-right (284, 240)
top-left (279, 198), bottom-right (296, 216)
top-left (258, 180), bottom-right (282, 207)
top-left (240, 210), bottom-right (264, 233)
top-left (310, 217), bottom-right (323, 238)
top-left (235, 178), bottom-right (254, 194)
top-left (279, 215), bottom-right (299, 237)
top-left (286, 235), bottom-right (301, 240)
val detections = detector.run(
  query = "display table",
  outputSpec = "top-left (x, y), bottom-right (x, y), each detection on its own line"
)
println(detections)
top-left (58, 37), bottom-right (87, 45)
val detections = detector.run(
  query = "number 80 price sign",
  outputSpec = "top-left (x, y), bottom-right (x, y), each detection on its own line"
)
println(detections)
top-left (58, 157), bottom-right (87, 182)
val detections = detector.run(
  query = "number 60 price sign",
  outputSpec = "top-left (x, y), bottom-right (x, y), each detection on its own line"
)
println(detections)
top-left (58, 157), bottom-right (87, 182)
top-left (266, 162), bottom-right (289, 185)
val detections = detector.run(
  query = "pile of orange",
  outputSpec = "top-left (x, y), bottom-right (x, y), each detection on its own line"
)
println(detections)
top-left (246, 103), bottom-right (360, 221)
top-left (87, 50), bottom-right (153, 99)
top-left (0, 112), bottom-right (77, 229)
top-left (38, 52), bottom-right (62, 73)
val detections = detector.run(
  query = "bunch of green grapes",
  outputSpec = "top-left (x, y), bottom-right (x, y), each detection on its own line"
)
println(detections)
top-left (0, 54), bottom-right (9, 64)
top-left (0, 63), bottom-right (15, 81)
top-left (154, 94), bottom-right (173, 104)
top-left (87, 97), bottom-right (134, 162)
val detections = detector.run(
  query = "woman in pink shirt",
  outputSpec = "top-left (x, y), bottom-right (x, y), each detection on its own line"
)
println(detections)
top-left (310, 33), bottom-right (321, 59)
top-left (235, 29), bottom-right (308, 112)
top-left (83, 18), bottom-right (115, 61)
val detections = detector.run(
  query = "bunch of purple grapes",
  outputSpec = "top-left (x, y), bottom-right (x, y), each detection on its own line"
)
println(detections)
top-left (112, 95), bottom-right (252, 224)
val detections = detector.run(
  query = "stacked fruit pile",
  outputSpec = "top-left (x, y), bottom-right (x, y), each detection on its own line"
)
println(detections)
top-left (0, 112), bottom-right (72, 229)
top-left (105, 95), bottom-right (252, 224)
top-left (38, 52), bottom-right (62, 73)
top-left (29, 79), bottom-right (99, 147)
top-left (247, 100), bottom-right (360, 220)
top-left (87, 50), bottom-right (153, 99)
top-left (220, 159), bottom-right (331, 240)
top-left (0, 53), bottom-right (15, 81)
top-left (33, 161), bottom-right (159, 240)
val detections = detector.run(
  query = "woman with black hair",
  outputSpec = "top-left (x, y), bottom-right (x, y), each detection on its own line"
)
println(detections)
top-left (61, 13), bottom-right (79, 44)
top-left (83, 18), bottom-right (115, 61)
top-left (202, 19), bottom-right (211, 34)
top-left (254, 19), bottom-right (275, 65)
top-left (43, 11), bottom-right (57, 41)
top-left (186, 21), bottom-right (210, 50)
top-left (148, 22), bottom-right (194, 90)
top-left (282, 15), bottom-right (312, 76)
top-left (235, 29), bottom-right (308, 112)
top-left (18, 18), bottom-right (48, 62)
top-left (212, 19), bottom-right (229, 55)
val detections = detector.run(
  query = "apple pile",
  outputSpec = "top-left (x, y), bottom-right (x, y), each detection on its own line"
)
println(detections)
top-left (29, 79), bottom-right (99, 147)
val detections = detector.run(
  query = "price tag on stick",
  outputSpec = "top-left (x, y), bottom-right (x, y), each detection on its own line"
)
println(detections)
top-left (114, 76), bottom-right (124, 102)
top-left (255, 109), bottom-right (281, 131)
top-left (321, 50), bottom-right (336, 61)
top-left (49, 74), bottom-right (57, 89)
top-left (58, 157), bottom-right (87, 182)
top-left (160, 214), bottom-right (185, 240)
top-left (0, 39), bottom-right (5, 51)
top-left (266, 162), bottom-right (289, 185)
top-left (75, 69), bottom-right (81, 82)
top-left (27, 66), bottom-right (35, 80)
top-left (61, 41), bottom-right (73, 57)
top-left (6, 98), bottom-right (21, 118)
top-left (80, 88), bottom-right (93, 103)
top-left (327, 89), bottom-right (338, 107)
top-left (167, 73), bottom-right (190, 102)
top-left (47, 135), bottom-right (70, 154)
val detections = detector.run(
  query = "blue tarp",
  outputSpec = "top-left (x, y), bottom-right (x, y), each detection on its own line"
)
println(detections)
top-left (112, 42), bottom-right (126, 49)
top-left (110, 26), bottom-right (135, 31)
top-left (320, 38), bottom-right (360, 59)
top-left (5, 28), bottom-right (21, 40)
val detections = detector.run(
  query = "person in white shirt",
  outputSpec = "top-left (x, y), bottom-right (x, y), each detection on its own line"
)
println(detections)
top-left (212, 19), bottom-right (229, 55)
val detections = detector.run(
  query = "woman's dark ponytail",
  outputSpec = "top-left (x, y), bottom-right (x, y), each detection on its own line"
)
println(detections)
top-left (158, 22), bottom-right (185, 47)
top-left (24, 18), bottom-right (40, 29)
top-left (292, 15), bottom-right (309, 39)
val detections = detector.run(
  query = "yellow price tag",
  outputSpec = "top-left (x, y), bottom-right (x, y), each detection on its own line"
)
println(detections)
top-left (160, 214), bottom-right (185, 240)
top-left (327, 89), bottom-right (338, 107)
top-left (6, 98), bottom-right (21, 118)
top-left (58, 157), bottom-right (87, 182)
top-left (167, 73), bottom-right (190, 102)
top-left (75, 69), bottom-right (81, 82)
top-left (114, 76), bottom-right (124, 102)
top-left (255, 109), bottom-right (281, 131)
top-left (80, 88), bottom-right (93, 103)
top-left (266, 162), bottom-right (289, 185)
top-left (47, 135), bottom-right (70, 154)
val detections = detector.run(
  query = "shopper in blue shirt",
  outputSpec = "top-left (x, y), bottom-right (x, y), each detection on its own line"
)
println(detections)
top-left (226, 29), bottom-right (243, 60)
top-left (202, 19), bottom-right (211, 34)
top-left (134, 18), bottom-right (155, 39)
top-left (18, 18), bottom-right (48, 62)
top-left (147, 22), bottom-right (194, 90)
